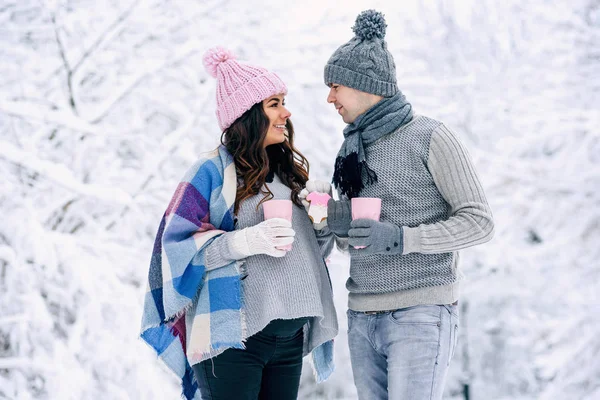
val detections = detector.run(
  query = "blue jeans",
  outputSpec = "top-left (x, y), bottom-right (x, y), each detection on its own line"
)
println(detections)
top-left (347, 304), bottom-right (459, 400)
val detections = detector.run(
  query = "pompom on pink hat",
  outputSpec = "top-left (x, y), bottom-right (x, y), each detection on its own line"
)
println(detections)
top-left (203, 47), bottom-right (288, 131)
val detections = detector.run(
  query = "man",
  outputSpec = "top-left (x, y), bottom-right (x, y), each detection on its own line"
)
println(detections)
top-left (309, 9), bottom-right (495, 400)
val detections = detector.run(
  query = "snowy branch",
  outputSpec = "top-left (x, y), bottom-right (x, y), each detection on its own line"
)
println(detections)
top-left (0, 140), bottom-right (132, 205)
top-left (70, 0), bottom-right (141, 75)
top-left (0, 99), bottom-right (101, 135)
top-left (0, 358), bottom-right (33, 369)
top-left (51, 11), bottom-right (77, 114)
top-left (85, 39), bottom-right (202, 123)
top-left (0, 314), bottom-right (28, 324)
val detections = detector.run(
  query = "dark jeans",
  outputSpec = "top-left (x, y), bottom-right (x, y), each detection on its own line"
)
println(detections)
top-left (193, 319), bottom-right (306, 400)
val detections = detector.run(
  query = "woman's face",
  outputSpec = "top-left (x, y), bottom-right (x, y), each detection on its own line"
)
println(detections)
top-left (262, 94), bottom-right (291, 148)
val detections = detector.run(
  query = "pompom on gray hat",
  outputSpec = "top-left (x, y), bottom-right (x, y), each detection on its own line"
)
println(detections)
top-left (324, 10), bottom-right (398, 97)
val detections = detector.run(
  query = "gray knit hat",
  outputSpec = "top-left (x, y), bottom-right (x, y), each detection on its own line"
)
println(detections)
top-left (324, 10), bottom-right (398, 97)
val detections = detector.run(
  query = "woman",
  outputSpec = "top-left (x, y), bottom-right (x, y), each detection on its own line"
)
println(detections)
top-left (140, 47), bottom-right (338, 400)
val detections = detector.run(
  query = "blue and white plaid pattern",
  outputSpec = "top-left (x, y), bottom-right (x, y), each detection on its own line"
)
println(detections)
top-left (140, 146), bottom-right (240, 399)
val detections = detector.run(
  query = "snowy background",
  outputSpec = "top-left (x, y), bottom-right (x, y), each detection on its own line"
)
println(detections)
top-left (1, 0), bottom-right (599, 399)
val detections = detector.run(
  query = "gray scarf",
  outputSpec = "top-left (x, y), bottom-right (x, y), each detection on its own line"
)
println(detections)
top-left (332, 91), bottom-right (413, 198)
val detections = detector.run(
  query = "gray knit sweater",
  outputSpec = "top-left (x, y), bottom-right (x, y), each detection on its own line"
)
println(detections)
top-left (203, 174), bottom-right (338, 356)
top-left (338, 115), bottom-right (495, 312)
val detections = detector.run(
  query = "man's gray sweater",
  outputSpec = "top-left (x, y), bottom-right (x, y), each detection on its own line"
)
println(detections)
top-left (338, 115), bottom-right (495, 312)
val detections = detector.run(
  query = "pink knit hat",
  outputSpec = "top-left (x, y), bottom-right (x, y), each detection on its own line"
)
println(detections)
top-left (203, 47), bottom-right (288, 131)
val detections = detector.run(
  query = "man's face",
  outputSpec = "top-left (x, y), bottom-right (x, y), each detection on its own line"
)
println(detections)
top-left (326, 84), bottom-right (379, 124)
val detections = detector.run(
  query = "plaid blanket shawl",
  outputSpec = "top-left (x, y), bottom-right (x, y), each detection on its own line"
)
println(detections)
top-left (140, 145), bottom-right (334, 399)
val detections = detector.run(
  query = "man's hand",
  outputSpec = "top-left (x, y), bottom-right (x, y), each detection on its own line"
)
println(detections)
top-left (348, 219), bottom-right (404, 255)
top-left (327, 199), bottom-right (352, 237)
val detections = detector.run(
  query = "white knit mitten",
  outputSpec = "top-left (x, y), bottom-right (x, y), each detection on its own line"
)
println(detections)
top-left (228, 218), bottom-right (295, 258)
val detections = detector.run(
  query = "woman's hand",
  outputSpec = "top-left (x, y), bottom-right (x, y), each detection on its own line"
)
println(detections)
top-left (299, 180), bottom-right (333, 230)
top-left (228, 218), bottom-right (295, 258)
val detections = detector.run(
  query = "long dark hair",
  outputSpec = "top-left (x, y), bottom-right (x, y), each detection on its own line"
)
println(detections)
top-left (221, 102), bottom-right (309, 214)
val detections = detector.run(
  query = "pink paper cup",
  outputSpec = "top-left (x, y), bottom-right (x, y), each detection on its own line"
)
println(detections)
top-left (351, 197), bottom-right (382, 249)
top-left (262, 199), bottom-right (293, 251)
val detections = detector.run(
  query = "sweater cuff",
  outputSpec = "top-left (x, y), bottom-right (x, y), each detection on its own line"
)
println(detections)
top-left (315, 225), bottom-right (332, 236)
top-left (335, 236), bottom-right (349, 252)
top-left (402, 226), bottom-right (422, 255)
top-left (227, 229), bottom-right (252, 259)
top-left (204, 231), bottom-right (247, 270)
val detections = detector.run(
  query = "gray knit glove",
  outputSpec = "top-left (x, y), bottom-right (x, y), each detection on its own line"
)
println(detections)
top-left (348, 219), bottom-right (404, 255)
top-left (327, 199), bottom-right (352, 238)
